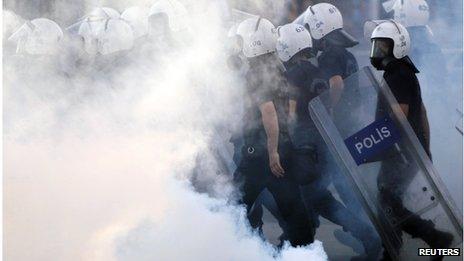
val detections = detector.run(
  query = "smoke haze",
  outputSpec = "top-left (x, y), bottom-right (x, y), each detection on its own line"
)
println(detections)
top-left (3, 0), bottom-right (327, 260)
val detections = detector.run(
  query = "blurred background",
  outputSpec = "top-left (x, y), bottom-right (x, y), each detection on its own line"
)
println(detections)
top-left (4, 0), bottom-right (462, 43)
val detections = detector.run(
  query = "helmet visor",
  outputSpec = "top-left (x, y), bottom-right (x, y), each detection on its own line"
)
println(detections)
top-left (324, 29), bottom-right (359, 48)
top-left (370, 38), bottom-right (393, 59)
top-left (297, 47), bottom-right (316, 58)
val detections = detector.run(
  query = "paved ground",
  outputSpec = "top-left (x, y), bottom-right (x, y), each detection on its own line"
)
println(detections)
top-left (260, 196), bottom-right (463, 261)
top-left (261, 207), bottom-right (358, 260)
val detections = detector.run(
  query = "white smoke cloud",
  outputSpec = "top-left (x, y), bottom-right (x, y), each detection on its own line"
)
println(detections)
top-left (3, 1), bottom-right (327, 260)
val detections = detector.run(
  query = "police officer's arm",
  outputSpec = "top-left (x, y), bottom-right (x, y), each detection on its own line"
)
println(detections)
top-left (319, 52), bottom-right (345, 108)
top-left (388, 73), bottom-right (414, 117)
top-left (329, 75), bottom-right (344, 108)
top-left (399, 104), bottom-right (409, 116)
top-left (289, 100), bottom-right (297, 118)
top-left (260, 101), bottom-right (285, 177)
top-left (288, 83), bottom-right (299, 123)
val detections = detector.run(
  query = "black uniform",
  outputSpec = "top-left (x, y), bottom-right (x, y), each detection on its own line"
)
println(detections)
top-left (234, 55), bottom-right (315, 247)
top-left (285, 59), bottom-right (380, 258)
top-left (383, 59), bottom-right (431, 155)
top-left (318, 45), bottom-right (358, 81)
top-left (377, 59), bottom-right (452, 255)
top-left (285, 60), bottom-right (326, 185)
top-left (317, 45), bottom-right (371, 218)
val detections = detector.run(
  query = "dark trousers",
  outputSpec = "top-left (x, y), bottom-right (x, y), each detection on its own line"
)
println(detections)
top-left (235, 152), bottom-right (315, 247)
top-left (293, 132), bottom-right (380, 256)
top-left (377, 156), bottom-right (448, 250)
top-left (231, 138), bottom-right (287, 233)
top-left (297, 151), bottom-right (378, 244)
top-left (247, 189), bottom-right (288, 236)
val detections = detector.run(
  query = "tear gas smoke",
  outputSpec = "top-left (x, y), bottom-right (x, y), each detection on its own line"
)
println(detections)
top-left (396, 0), bottom-right (464, 211)
top-left (3, 1), bottom-right (327, 260)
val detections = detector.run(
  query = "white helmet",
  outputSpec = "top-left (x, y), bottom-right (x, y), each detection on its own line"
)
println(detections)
top-left (67, 7), bottom-right (119, 35)
top-left (9, 18), bottom-right (63, 55)
top-left (77, 7), bottom-right (120, 53)
top-left (97, 18), bottom-right (135, 55)
top-left (389, 0), bottom-right (430, 27)
top-left (303, 3), bottom-right (358, 47)
top-left (226, 23), bottom-right (242, 55)
top-left (276, 23), bottom-right (312, 62)
top-left (371, 20), bottom-right (410, 59)
top-left (148, 0), bottom-right (188, 33)
top-left (89, 7), bottom-right (120, 20)
top-left (364, 20), bottom-right (388, 41)
top-left (78, 18), bottom-right (106, 54)
top-left (236, 17), bottom-right (277, 58)
top-left (121, 6), bottom-right (149, 39)
top-left (4, 10), bottom-right (26, 41)
top-left (303, 3), bottom-right (342, 40)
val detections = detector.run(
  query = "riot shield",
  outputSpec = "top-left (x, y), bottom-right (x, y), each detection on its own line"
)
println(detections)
top-left (456, 109), bottom-right (463, 135)
top-left (308, 66), bottom-right (463, 260)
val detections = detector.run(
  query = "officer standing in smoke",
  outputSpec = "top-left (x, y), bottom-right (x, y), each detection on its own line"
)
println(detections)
top-left (303, 3), bottom-right (371, 217)
top-left (66, 7), bottom-right (121, 72)
top-left (78, 14), bottom-right (135, 77)
top-left (276, 23), bottom-right (381, 261)
top-left (226, 23), bottom-right (291, 245)
top-left (303, 2), bottom-right (383, 253)
top-left (8, 17), bottom-right (64, 63)
top-left (7, 17), bottom-right (75, 79)
top-left (147, 0), bottom-right (189, 50)
top-left (233, 16), bottom-right (315, 247)
top-left (121, 6), bottom-right (150, 50)
top-left (370, 20), bottom-right (454, 260)
top-left (303, 3), bottom-right (359, 111)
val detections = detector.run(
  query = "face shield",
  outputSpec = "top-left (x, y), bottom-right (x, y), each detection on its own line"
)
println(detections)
top-left (287, 47), bottom-right (316, 66)
top-left (323, 28), bottom-right (359, 48)
top-left (299, 47), bottom-right (316, 59)
top-left (370, 38), bottom-right (394, 69)
top-left (370, 38), bottom-right (393, 59)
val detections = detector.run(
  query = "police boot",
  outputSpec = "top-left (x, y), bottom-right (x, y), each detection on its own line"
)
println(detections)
top-left (424, 229), bottom-right (454, 261)
top-left (405, 219), bottom-right (454, 261)
top-left (425, 229), bottom-right (454, 249)
top-left (379, 248), bottom-right (393, 261)
top-left (277, 232), bottom-right (289, 250)
top-left (405, 219), bottom-right (454, 249)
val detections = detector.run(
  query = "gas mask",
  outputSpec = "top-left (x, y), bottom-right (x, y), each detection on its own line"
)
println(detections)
top-left (370, 38), bottom-right (394, 70)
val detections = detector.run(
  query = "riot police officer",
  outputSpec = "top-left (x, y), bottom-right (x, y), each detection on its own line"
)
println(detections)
top-left (234, 17), bottom-right (315, 247)
top-left (303, 4), bottom-right (383, 255)
top-left (370, 20), bottom-right (454, 259)
top-left (276, 23), bottom-right (381, 260)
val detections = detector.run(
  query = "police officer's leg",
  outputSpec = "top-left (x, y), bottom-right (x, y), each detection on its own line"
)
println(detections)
top-left (301, 142), bottom-right (381, 259)
top-left (233, 140), bottom-right (267, 231)
top-left (235, 157), bottom-right (267, 230)
top-left (266, 176), bottom-right (315, 246)
top-left (378, 161), bottom-right (453, 251)
top-left (256, 189), bottom-right (288, 236)
top-left (320, 139), bottom-right (369, 223)
top-left (290, 146), bottom-right (321, 229)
